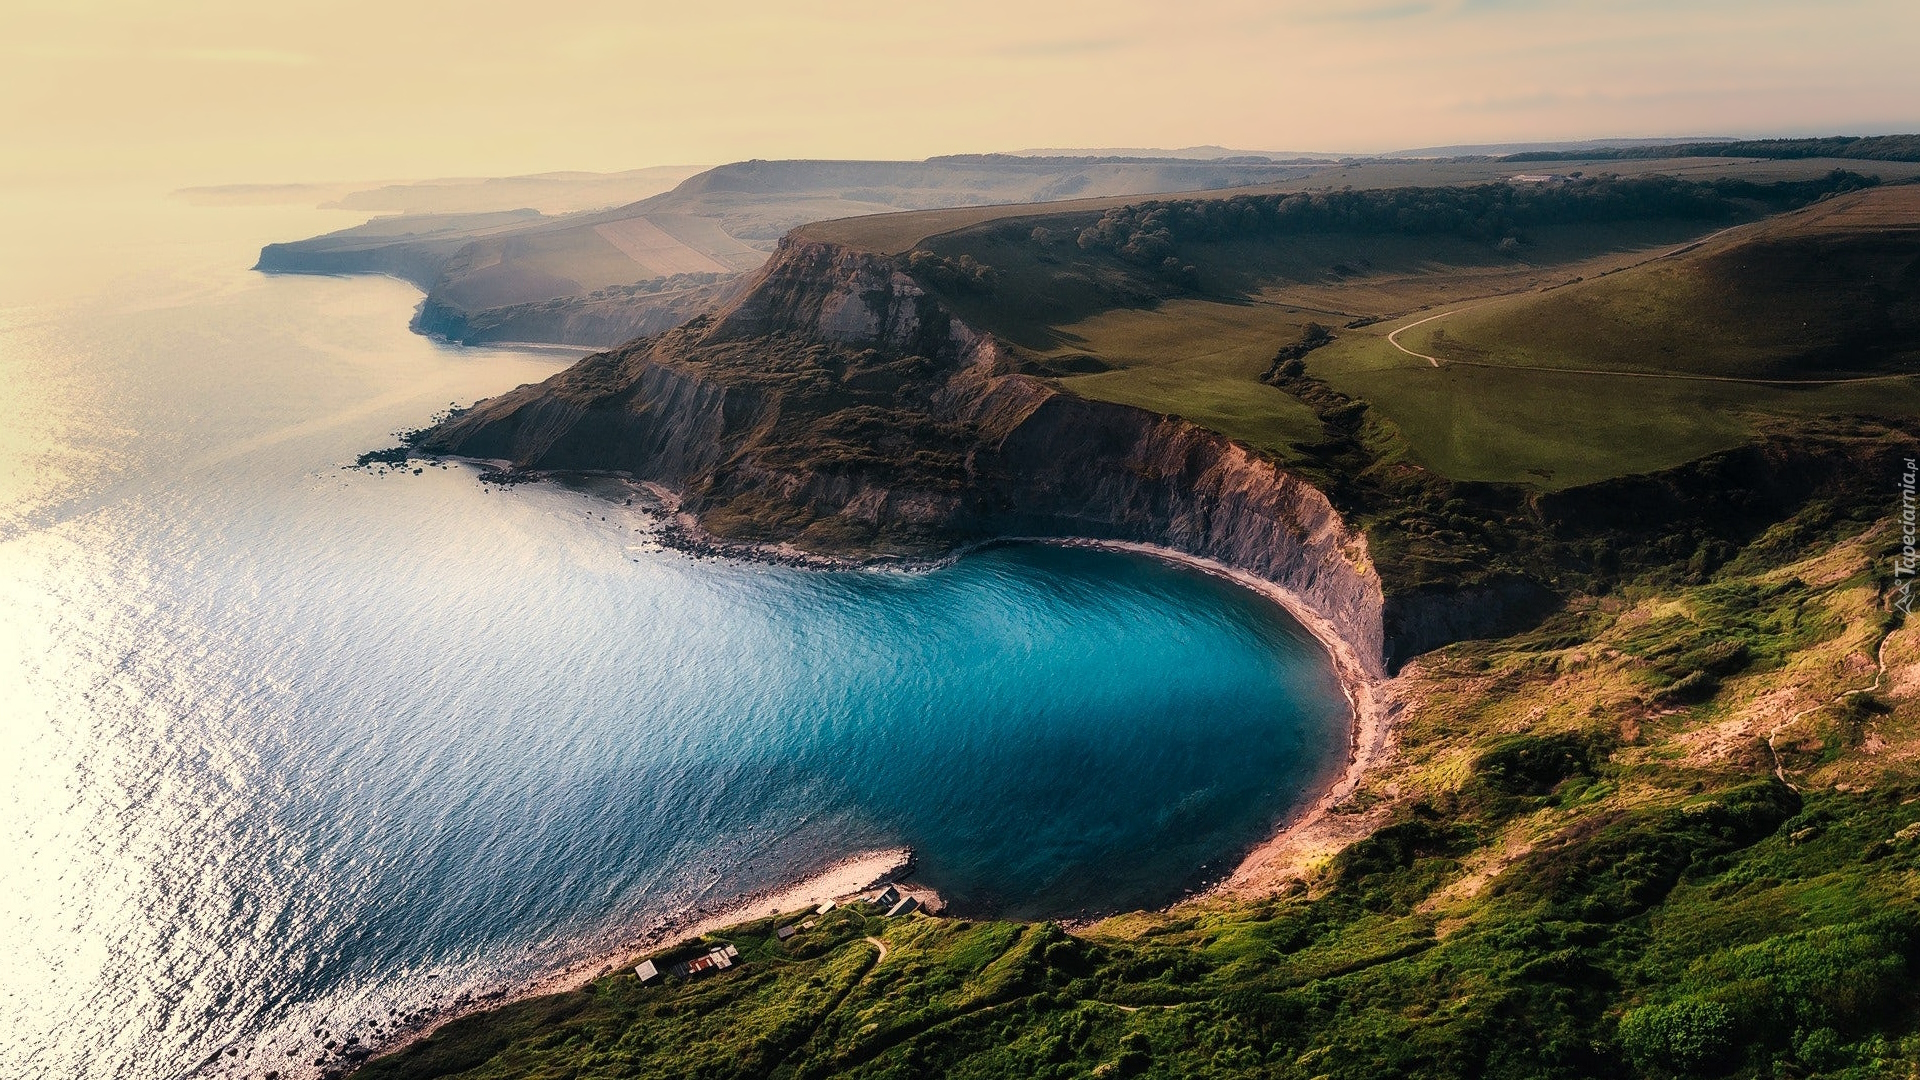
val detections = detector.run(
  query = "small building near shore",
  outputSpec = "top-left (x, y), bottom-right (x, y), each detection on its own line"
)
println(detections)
top-left (870, 885), bottom-right (900, 908)
top-left (672, 944), bottom-right (740, 979)
top-left (634, 960), bottom-right (659, 983)
top-left (885, 896), bottom-right (920, 918)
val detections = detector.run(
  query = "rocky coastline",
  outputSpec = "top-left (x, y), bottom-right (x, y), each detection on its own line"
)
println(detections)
top-left (345, 230), bottom-right (1548, 1079)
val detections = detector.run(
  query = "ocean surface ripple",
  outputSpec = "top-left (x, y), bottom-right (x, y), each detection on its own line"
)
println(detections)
top-left (0, 199), bottom-right (1346, 1080)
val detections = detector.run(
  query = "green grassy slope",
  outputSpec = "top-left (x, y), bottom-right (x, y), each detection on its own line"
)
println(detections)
top-left (895, 176), bottom-right (1920, 489)
top-left (917, 216), bottom-right (1746, 470)
top-left (352, 495), bottom-right (1920, 1080)
top-left (1028, 299), bottom-right (1330, 454)
top-left (1313, 358), bottom-right (1915, 489)
top-left (1302, 185), bottom-right (1920, 487)
top-left (1399, 187), bottom-right (1920, 380)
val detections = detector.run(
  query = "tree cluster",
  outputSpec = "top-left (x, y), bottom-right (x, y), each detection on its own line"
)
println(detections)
top-left (1068, 173), bottom-right (1880, 266)
top-left (1505, 134), bottom-right (1920, 163)
top-left (906, 249), bottom-right (999, 293)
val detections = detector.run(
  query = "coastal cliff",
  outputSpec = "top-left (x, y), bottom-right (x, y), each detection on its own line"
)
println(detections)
top-left (417, 235), bottom-right (1402, 675)
top-left (410, 275), bottom-right (749, 349)
top-left (418, 230), bottom-right (1891, 674)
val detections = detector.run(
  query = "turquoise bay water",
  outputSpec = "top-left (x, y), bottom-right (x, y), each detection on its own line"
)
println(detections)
top-left (0, 195), bottom-right (1347, 1079)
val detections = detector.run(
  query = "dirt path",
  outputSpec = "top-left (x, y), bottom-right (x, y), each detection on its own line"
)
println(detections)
top-left (1376, 223), bottom-right (1755, 371)
top-left (1383, 295), bottom-right (1907, 388)
top-left (1384, 306), bottom-right (1468, 367)
top-left (1767, 630), bottom-right (1894, 790)
top-left (1374, 218), bottom-right (1909, 387)
top-left (865, 936), bottom-right (889, 964)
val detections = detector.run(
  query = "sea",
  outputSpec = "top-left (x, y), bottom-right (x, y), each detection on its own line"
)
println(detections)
top-left (0, 187), bottom-right (1349, 1079)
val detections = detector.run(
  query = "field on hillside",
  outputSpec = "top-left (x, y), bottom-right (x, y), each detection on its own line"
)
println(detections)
top-left (1030, 300), bottom-right (1329, 453)
top-left (1392, 186), bottom-right (1920, 380)
top-left (431, 214), bottom-right (768, 309)
top-left (899, 175), bottom-right (1920, 489)
top-left (1312, 349), bottom-right (1917, 487)
top-left (1302, 186), bottom-right (1920, 485)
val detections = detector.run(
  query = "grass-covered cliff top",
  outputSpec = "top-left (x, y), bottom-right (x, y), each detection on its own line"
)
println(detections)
top-left (354, 492), bottom-right (1920, 1080)
top-left (412, 171), bottom-right (1920, 636)
top-left (898, 174), bottom-right (1920, 491)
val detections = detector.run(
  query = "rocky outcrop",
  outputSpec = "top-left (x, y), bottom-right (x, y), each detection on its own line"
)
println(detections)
top-left (1381, 577), bottom-right (1557, 671)
top-left (970, 391), bottom-right (1389, 675)
top-left (411, 276), bottom-right (751, 348)
top-left (416, 236), bottom-right (1430, 675)
top-left (254, 240), bottom-right (452, 292)
top-left (706, 238), bottom-right (968, 355)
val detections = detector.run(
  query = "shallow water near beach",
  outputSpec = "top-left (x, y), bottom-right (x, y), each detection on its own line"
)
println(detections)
top-left (0, 193), bottom-right (1348, 1079)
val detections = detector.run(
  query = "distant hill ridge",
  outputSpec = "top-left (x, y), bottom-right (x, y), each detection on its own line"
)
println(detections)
top-left (257, 153), bottom-right (1325, 348)
top-left (1505, 133), bottom-right (1920, 163)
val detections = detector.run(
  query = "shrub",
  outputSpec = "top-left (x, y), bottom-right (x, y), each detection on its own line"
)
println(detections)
top-left (1619, 998), bottom-right (1736, 1075)
top-left (1471, 732), bottom-right (1611, 802)
top-left (1707, 920), bottom-right (1913, 1032)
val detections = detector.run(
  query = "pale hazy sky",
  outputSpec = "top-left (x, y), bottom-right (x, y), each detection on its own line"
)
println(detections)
top-left (4, 0), bottom-right (1918, 187)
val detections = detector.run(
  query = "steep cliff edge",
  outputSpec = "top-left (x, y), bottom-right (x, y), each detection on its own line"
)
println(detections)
top-left (417, 235), bottom-right (1395, 674)
top-left (415, 231), bottom-right (1899, 674)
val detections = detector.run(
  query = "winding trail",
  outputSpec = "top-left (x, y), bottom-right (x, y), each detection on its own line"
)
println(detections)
top-left (1377, 219), bottom-right (1911, 387)
top-left (1766, 629), bottom-right (1894, 791)
top-left (1383, 302), bottom-right (1912, 387)
top-left (864, 936), bottom-right (889, 965)
top-left (1384, 306), bottom-right (1469, 368)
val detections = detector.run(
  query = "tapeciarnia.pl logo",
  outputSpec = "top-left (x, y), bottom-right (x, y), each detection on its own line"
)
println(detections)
top-left (1898, 457), bottom-right (1918, 617)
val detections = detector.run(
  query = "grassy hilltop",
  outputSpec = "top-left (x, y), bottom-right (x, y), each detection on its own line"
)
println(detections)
top-left (355, 152), bottom-right (1920, 1080)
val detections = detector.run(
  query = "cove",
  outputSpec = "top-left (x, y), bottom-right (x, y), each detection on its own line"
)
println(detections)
top-left (0, 197), bottom-right (1348, 1078)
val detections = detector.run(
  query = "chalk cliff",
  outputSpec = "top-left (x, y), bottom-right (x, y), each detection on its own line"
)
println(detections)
top-left (419, 236), bottom-right (1541, 675)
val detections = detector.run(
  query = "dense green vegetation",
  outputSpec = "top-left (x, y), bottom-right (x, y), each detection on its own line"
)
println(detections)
top-left (1064, 173), bottom-right (1876, 274)
top-left (353, 490), bottom-right (1920, 1080)
top-left (357, 784), bottom-right (1920, 1080)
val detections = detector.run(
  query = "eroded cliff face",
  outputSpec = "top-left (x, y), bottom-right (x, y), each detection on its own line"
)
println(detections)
top-left (418, 235), bottom-right (1398, 675)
